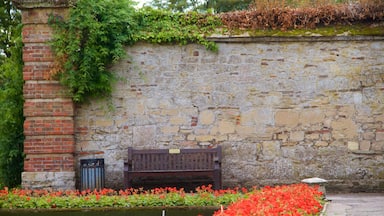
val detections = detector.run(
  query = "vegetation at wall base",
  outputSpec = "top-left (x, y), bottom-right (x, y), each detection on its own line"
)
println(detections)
top-left (0, 185), bottom-right (245, 209)
top-left (1, 0), bottom-right (383, 190)
top-left (0, 184), bottom-right (324, 216)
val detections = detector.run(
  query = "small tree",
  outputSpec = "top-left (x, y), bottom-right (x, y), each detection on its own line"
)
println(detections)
top-left (0, 0), bottom-right (24, 188)
top-left (0, 0), bottom-right (20, 59)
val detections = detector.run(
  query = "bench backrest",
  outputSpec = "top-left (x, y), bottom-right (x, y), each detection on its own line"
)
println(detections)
top-left (127, 146), bottom-right (222, 171)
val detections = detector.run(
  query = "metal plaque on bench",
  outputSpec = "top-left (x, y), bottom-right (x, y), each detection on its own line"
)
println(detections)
top-left (169, 149), bottom-right (181, 154)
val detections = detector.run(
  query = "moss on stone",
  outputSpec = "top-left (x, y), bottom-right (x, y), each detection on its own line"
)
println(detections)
top-left (226, 23), bottom-right (384, 37)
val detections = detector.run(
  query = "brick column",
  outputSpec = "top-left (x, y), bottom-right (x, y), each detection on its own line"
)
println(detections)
top-left (13, 0), bottom-right (75, 190)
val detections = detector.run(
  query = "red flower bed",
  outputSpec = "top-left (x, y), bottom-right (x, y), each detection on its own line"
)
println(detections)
top-left (0, 183), bottom-right (324, 215)
top-left (214, 184), bottom-right (323, 216)
top-left (0, 185), bottom-right (247, 209)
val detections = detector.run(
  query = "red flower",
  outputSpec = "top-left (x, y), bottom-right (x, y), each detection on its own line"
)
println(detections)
top-left (213, 184), bottom-right (323, 216)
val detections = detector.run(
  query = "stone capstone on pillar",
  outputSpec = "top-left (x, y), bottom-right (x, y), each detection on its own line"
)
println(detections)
top-left (13, 0), bottom-right (73, 9)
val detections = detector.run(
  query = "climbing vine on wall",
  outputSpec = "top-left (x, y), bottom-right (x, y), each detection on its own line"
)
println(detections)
top-left (49, 0), bottom-right (222, 103)
top-left (49, 0), bottom-right (139, 102)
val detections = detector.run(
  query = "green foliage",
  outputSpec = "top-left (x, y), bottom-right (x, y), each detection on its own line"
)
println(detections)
top-left (50, 0), bottom-right (381, 104)
top-left (150, 0), bottom-right (201, 12)
top-left (0, 186), bottom-right (247, 209)
top-left (200, 0), bottom-right (253, 12)
top-left (134, 7), bottom-right (221, 50)
top-left (0, 0), bottom-right (21, 60)
top-left (49, 0), bottom-right (139, 103)
top-left (0, 22), bottom-right (24, 188)
top-left (149, 0), bottom-right (252, 13)
top-left (50, 1), bottom-right (222, 103)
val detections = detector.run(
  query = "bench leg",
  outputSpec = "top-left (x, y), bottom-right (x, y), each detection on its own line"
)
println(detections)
top-left (213, 170), bottom-right (222, 190)
top-left (125, 176), bottom-right (134, 189)
top-left (124, 170), bottom-right (133, 189)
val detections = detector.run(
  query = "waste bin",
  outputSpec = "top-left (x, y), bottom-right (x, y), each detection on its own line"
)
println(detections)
top-left (80, 158), bottom-right (105, 191)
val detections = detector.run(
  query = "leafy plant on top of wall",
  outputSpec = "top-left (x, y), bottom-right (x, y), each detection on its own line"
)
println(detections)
top-left (49, 0), bottom-right (139, 103)
top-left (49, 0), bottom-right (222, 103)
top-left (49, 0), bottom-right (383, 103)
top-left (133, 7), bottom-right (221, 51)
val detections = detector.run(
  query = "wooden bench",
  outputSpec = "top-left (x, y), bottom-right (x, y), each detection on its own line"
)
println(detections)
top-left (124, 146), bottom-right (222, 190)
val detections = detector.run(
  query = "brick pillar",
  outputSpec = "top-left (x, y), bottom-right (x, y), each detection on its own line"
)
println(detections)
top-left (13, 0), bottom-right (75, 190)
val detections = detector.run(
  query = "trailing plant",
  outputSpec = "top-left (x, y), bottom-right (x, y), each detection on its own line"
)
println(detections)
top-left (49, 1), bottom-right (222, 103)
top-left (49, 0), bottom-right (139, 103)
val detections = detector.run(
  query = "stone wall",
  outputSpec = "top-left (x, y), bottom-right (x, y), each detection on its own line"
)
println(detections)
top-left (75, 37), bottom-right (384, 192)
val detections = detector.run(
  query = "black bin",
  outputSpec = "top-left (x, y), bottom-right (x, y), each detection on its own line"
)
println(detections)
top-left (80, 159), bottom-right (105, 191)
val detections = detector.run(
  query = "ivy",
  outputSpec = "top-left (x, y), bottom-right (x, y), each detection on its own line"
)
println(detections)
top-left (133, 7), bottom-right (221, 51)
top-left (49, 1), bottom-right (222, 103)
top-left (49, 0), bottom-right (139, 103)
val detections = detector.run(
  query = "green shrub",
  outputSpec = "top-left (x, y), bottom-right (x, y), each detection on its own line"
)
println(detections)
top-left (0, 24), bottom-right (24, 188)
top-left (49, 0), bottom-right (139, 102)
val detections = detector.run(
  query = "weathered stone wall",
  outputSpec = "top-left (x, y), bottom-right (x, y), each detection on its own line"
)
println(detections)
top-left (75, 37), bottom-right (384, 192)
